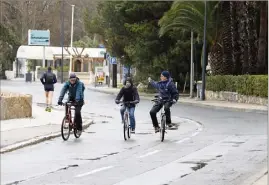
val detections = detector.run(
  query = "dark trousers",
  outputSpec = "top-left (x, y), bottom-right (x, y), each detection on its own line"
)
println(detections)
top-left (65, 102), bottom-right (83, 131)
top-left (150, 101), bottom-right (172, 127)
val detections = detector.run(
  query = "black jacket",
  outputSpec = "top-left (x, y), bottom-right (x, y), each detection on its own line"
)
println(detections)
top-left (115, 86), bottom-right (140, 107)
top-left (40, 71), bottom-right (57, 89)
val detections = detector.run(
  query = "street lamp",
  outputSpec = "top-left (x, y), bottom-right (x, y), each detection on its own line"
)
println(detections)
top-left (201, 1), bottom-right (207, 100)
top-left (69, 4), bottom-right (75, 74)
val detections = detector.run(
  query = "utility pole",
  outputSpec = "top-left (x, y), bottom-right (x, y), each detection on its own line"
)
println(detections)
top-left (190, 31), bottom-right (194, 98)
top-left (201, 1), bottom-right (207, 100)
top-left (69, 4), bottom-right (75, 74)
top-left (60, 0), bottom-right (65, 83)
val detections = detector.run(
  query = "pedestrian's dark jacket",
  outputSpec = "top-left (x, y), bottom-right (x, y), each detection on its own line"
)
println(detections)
top-left (115, 85), bottom-right (140, 107)
top-left (149, 78), bottom-right (179, 101)
top-left (40, 70), bottom-right (57, 89)
top-left (58, 78), bottom-right (85, 102)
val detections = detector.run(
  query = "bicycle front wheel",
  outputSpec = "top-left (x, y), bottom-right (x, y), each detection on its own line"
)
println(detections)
top-left (61, 116), bottom-right (71, 141)
top-left (123, 114), bottom-right (129, 140)
top-left (74, 128), bottom-right (82, 138)
top-left (160, 115), bottom-right (166, 142)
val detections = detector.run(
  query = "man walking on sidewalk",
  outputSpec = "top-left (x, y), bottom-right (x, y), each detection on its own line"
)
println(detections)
top-left (40, 66), bottom-right (57, 112)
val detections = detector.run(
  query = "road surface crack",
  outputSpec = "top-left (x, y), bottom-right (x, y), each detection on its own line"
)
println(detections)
top-left (4, 164), bottom-right (79, 185)
top-left (74, 152), bottom-right (119, 161)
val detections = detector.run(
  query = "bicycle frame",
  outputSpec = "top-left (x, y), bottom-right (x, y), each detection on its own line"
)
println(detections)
top-left (121, 102), bottom-right (132, 125)
top-left (119, 101), bottom-right (133, 140)
top-left (64, 102), bottom-right (76, 126)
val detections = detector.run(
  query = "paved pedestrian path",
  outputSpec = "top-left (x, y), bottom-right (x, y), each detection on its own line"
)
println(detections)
top-left (1, 104), bottom-right (93, 153)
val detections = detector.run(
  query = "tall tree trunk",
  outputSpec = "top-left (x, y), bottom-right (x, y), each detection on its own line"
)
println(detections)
top-left (257, 1), bottom-right (268, 74)
top-left (230, 1), bottom-right (241, 75)
top-left (209, 43), bottom-right (223, 75)
top-left (220, 1), bottom-right (233, 75)
top-left (246, 1), bottom-right (258, 74)
top-left (236, 1), bottom-right (249, 74)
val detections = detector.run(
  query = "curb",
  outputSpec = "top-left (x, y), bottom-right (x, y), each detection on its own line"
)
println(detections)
top-left (0, 120), bottom-right (94, 154)
top-left (238, 166), bottom-right (267, 185)
top-left (87, 87), bottom-right (267, 114)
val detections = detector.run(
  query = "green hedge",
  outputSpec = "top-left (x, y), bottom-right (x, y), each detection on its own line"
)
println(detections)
top-left (206, 75), bottom-right (268, 97)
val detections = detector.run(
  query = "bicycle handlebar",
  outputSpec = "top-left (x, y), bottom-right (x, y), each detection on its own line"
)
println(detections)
top-left (62, 102), bottom-right (77, 106)
top-left (151, 98), bottom-right (173, 104)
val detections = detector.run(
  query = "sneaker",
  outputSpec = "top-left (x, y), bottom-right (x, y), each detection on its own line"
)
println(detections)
top-left (154, 126), bottom-right (160, 133)
top-left (47, 107), bottom-right (52, 112)
top-left (45, 107), bottom-right (49, 111)
top-left (131, 128), bottom-right (135, 133)
top-left (167, 123), bottom-right (173, 128)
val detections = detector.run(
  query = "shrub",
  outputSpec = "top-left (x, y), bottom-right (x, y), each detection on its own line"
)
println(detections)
top-left (38, 66), bottom-right (69, 72)
top-left (206, 75), bottom-right (268, 97)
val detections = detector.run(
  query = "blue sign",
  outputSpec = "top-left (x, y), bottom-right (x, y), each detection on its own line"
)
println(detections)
top-left (28, 30), bottom-right (50, 46)
top-left (98, 44), bottom-right (105, 48)
top-left (110, 57), bottom-right (117, 64)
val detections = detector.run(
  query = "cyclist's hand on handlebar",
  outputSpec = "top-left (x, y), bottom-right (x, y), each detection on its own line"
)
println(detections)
top-left (115, 100), bottom-right (120, 104)
top-left (131, 100), bottom-right (139, 104)
top-left (172, 99), bottom-right (177, 104)
top-left (58, 101), bottom-right (63, 106)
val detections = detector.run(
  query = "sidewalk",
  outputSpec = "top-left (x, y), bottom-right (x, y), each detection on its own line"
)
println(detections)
top-left (253, 174), bottom-right (267, 185)
top-left (0, 104), bottom-right (93, 154)
top-left (87, 86), bottom-right (268, 114)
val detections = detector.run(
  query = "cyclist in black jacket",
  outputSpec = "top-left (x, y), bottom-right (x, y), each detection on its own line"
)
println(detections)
top-left (115, 77), bottom-right (140, 133)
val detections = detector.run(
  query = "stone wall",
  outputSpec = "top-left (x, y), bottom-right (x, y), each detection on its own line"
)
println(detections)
top-left (0, 92), bottom-right (32, 120)
top-left (205, 90), bottom-right (268, 105)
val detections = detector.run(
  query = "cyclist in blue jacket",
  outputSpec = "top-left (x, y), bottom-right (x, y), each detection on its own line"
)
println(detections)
top-left (58, 73), bottom-right (85, 133)
top-left (148, 71), bottom-right (179, 133)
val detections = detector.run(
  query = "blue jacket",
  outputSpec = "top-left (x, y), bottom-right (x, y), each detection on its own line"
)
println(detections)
top-left (149, 78), bottom-right (179, 101)
top-left (58, 78), bottom-right (85, 102)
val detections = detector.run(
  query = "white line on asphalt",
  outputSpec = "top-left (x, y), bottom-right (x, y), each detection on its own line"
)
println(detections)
top-left (138, 150), bottom-right (161, 158)
top-left (75, 166), bottom-right (114, 178)
top-left (191, 132), bottom-right (199, 137)
top-left (176, 137), bottom-right (190, 144)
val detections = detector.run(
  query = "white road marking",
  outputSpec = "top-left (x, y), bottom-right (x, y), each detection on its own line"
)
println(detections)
top-left (173, 117), bottom-right (203, 144)
top-left (176, 137), bottom-right (190, 144)
top-left (75, 166), bottom-right (114, 178)
top-left (138, 150), bottom-right (161, 158)
top-left (191, 131), bottom-right (199, 137)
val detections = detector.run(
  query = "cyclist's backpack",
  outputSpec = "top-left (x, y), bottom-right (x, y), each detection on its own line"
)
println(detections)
top-left (45, 72), bottom-right (54, 84)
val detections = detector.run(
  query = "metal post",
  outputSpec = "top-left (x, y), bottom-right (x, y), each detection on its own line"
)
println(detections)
top-left (16, 58), bottom-right (19, 78)
top-left (190, 31), bottom-right (194, 98)
top-left (60, 0), bottom-right (65, 83)
top-left (112, 63), bottom-right (117, 88)
top-left (201, 1), bottom-right (207, 100)
top-left (69, 4), bottom-right (75, 74)
top-left (42, 46), bottom-right (45, 67)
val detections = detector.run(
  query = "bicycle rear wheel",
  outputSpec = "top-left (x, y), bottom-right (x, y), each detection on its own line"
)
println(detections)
top-left (160, 115), bottom-right (166, 142)
top-left (61, 116), bottom-right (71, 141)
top-left (123, 114), bottom-right (129, 140)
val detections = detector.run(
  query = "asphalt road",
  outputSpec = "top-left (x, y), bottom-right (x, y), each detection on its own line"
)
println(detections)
top-left (1, 80), bottom-right (267, 185)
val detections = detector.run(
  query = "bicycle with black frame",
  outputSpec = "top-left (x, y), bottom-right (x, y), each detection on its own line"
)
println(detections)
top-left (119, 101), bottom-right (133, 140)
top-left (151, 95), bottom-right (174, 142)
top-left (60, 101), bottom-right (82, 141)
